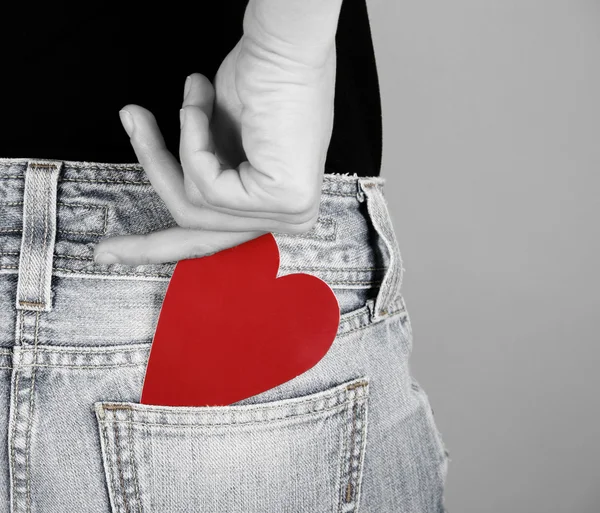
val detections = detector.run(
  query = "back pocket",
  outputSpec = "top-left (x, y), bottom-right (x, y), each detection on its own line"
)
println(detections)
top-left (93, 376), bottom-right (369, 513)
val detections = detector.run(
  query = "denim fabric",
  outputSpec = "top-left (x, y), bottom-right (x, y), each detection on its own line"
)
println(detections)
top-left (0, 157), bottom-right (449, 512)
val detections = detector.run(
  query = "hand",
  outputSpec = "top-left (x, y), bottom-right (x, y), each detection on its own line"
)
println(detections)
top-left (93, 0), bottom-right (343, 266)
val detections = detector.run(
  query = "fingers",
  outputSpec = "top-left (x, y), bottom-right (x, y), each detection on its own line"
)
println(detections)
top-left (120, 79), bottom-right (306, 222)
top-left (106, 77), bottom-right (322, 267)
top-left (178, 74), bottom-right (268, 213)
top-left (93, 203), bottom-right (317, 265)
top-left (93, 226), bottom-right (267, 266)
top-left (115, 104), bottom-right (315, 232)
top-left (180, 105), bottom-right (284, 214)
top-left (177, 75), bottom-right (238, 211)
top-left (119, 104), bottom-right (189, 222)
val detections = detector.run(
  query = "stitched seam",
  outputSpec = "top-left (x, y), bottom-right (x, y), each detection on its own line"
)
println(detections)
top-left (30, 164), bottom-right (57, 169)
top-left (1, 201), bottom-right (109, 236)
top-left (2, 261), bottom-right (385, 273)
top-left (0, 316), bottom-right (403, 369)
top-left (345, 401), bottom-right (358, 505)
top-left (341, 307), bottom-right (371, 322)
top-left (127, 409), bottom-right (143, 513)
top-left (357, 395), bottom-right (369, 510)
top-left (113, 419), bottom-right (131, 513)
top-left (9, 312), bottom-right (24, 512)
top-left (17, 363), bottom-right (150, 369)
top-left (1, 230), bottom-right (108, 235)
top-left (0, 175), bottom-right (381, 197)
top-left (97, 396), bottom-right (368, 429)
top-left (24, 166), bottom-right (53, 511)
top-left (2, 259), bottom-right (387, 273)
top-left (41, 169), bottom-right (50, 302)
top-left (19, 346), bottom-right (149, 354)
top-left (355, 399), bottom-right (367, 510)
top-left (337, 308), bottom-right (404, 338)
top-left (56, 255), bottom-right (105, 260)
top-left (336, 408), bottom-right (348, 513)
top-left (45, 267), bottom-right (174, 278)
top-left (100, 406), bottom-right (121, 513)
top-left (0, 310), bottom-right (404, 371)
top-left (3, 260), bottom-right (386, 273)
top-left (25, 312), bottom-right (41, 513)
top-left (0, 265), bottom-right (386, 285)
top-left (101, 380), bottom-right (367, 415)
top-left (23, 167), bottom-right (36, 307)
top-left (346, 403), bottom-right (360, 507)
top-left (97, 407), bottom-right (343, 429)
top-left (276, 218), bottom-right (337, 241)
top-left (0, 174), bottom-right (360, 187)
top-left (1, 201), bottom-right (106, 209)
top-left (61, 230), bottom-right (107, 235)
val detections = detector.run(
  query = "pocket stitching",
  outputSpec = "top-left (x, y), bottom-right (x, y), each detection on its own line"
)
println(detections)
top-left (95, 378), bottom-right (371, 513)
top-left (338, 393), bottom-right (368, 512)
top-left (98, 406), bottom-right (125, 513)
top-left (95, 377), bottom-right (369, 428)
top-left (96, 391), bottom-right (367, 430)
top-left (113, 416), bottom-right (132, 513)
top-left (127, 408), bottom-right (144, 513)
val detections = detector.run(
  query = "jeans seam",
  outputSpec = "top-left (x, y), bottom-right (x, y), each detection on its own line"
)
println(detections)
top-left (9, 312), bottom-right (23, 512)
top-left (25, 311), bottom-right (41, 513)
top-left (100, 405), bottom-right (121, 513)
top-left (97, 380), bottom-right (368, 427)
top-left (127, 409), bottom-right (143, 513)
top-left (113, 419), bottom-right (131, 513)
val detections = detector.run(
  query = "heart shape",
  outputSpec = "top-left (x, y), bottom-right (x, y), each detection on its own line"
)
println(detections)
top-left (140, 232), bottom-right (340, 407)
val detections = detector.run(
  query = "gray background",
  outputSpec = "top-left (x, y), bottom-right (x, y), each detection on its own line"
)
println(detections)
top-left (366, 0), bottom-right (600, 511)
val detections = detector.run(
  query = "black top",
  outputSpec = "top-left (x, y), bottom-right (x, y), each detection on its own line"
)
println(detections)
top-left (1, 0), bottom-right (382, 177)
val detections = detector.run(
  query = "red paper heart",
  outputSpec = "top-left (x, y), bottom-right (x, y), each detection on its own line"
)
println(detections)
top-left (140, 233), bottom-right (340, 407)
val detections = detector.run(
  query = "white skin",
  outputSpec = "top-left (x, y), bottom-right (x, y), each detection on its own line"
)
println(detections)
top-left (93, 0), bottom-right (343, 266)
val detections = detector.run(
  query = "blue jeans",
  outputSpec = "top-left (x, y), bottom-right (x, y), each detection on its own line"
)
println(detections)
top-left (0, 158), bottom-right (449, 512)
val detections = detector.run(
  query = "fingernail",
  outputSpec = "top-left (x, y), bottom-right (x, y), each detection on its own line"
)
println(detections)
top-left (180, 108), bottom-right (185, 129)
top-left (95, 252), bottom-right (120, 265)
top-left (184, 75), bottom-right (192, 99)
top-left (119, 110), bottom-right (134, 136)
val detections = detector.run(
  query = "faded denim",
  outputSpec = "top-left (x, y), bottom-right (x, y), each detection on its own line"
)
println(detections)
top-left (0, 157), bottom-right (449, 512)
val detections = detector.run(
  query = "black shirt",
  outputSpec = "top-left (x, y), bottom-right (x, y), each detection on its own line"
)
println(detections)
top-left (1, 0), bottom-right (382, 177)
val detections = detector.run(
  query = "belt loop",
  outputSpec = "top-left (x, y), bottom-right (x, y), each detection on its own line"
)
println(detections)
top-left (357, 178), bottom-right (404, 321)
top-left (15, 159), bottom-right (62, 312)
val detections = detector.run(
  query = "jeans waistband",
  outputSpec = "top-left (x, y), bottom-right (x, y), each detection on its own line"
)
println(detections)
top-left (0, 157), bottom-right (404, 323)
